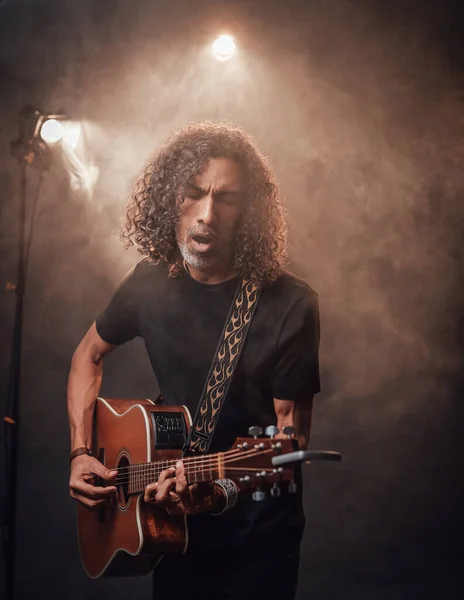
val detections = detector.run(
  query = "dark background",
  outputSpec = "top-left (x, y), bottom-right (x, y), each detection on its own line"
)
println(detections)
top-left (1, 0), bottom-right (463, 598)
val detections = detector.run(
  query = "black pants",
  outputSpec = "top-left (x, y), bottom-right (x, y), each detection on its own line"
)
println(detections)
top-left (152, 545), bottom-right (301, 600)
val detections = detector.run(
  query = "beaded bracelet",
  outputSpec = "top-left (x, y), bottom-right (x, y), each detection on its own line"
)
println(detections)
top-left (212, 478), bottom-right (238, 516)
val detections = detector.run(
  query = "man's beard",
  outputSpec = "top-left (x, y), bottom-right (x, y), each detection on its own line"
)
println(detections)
top-left (177, 239), bottom-right (218, 269)
top-left (177, 224), bottom-right (233, 270)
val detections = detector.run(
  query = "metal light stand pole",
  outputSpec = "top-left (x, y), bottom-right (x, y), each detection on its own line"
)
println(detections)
top-left (2, 105), bottom-right (52, 600)
top-left (3, 161), bottom-right (28, 600)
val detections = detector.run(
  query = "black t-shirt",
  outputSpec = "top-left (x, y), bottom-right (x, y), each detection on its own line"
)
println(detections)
top-left (96, 259), bottom-right (320, 550)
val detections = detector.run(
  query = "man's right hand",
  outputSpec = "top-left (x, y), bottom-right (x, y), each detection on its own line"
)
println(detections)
top-left (69, 454), bottom-right (118, 509)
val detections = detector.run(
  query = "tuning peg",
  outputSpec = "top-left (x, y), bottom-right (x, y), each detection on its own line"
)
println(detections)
top-left (270, 482), bottom-right (281, 497)
top-left (282, 426), bottom-right (296, 439)
top-left (252, 489), bottom-right (266, 502)
top-left (248, 426), bottom-right (263, 439)
top-left (264, 426), bottom-right (279, 439)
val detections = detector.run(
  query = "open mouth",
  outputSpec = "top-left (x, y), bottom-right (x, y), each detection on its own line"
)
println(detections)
top-left (190, 232), bottom-right (216, 252)
top-left (192, 234), bottom-right (213, 244)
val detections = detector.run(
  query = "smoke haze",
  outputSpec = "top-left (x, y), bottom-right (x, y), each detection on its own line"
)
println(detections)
top-left (0, 0), bottom-right (462, 598)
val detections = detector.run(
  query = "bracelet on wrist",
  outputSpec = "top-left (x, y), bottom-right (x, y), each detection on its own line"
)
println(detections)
top-left (70, 447), bottom-right (93, 464)
top-left (211, 483), bottom-right (227, 514)
top-left (212, 478), bottom-right (238, 516)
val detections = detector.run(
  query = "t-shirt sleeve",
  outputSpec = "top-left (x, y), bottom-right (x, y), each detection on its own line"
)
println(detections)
top-left (95, 266), bottom-right (141, 345)
top-left (271, 290), bottom-right (321, 400)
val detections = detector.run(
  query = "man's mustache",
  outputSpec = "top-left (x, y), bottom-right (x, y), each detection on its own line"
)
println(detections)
top-left (188, 226), bottom-right (217, 240)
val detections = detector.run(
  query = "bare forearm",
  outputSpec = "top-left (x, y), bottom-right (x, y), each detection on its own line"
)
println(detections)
top-left (67, 354), bottom-right (102, 451)
top-left (274, 397), bottom-right (314, 449)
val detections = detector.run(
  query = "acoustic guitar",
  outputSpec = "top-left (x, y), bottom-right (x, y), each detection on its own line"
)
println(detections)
top-left (77, 397), bottom-right (340, 578)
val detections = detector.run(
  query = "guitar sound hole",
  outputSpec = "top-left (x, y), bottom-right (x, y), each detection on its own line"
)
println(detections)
top-left (116, 454), bottom-right (130, 508)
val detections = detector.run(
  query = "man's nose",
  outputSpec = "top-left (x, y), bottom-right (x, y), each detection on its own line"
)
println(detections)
top-left (196, 195), bottom-right (216, 225)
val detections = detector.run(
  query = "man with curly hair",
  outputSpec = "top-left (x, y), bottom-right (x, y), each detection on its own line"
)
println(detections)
top-left (67, 122), bottom-right (320, 600)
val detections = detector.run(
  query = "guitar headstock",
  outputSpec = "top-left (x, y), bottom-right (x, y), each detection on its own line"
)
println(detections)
top-left (223, 426), bottom-right (299, 500)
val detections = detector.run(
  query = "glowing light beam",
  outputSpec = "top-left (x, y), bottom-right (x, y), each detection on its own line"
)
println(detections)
top-left (62, 122), bottom-right (82, 149)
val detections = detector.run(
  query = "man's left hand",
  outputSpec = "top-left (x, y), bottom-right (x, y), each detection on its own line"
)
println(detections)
top-left (143, 460), bottom-right (216, 515)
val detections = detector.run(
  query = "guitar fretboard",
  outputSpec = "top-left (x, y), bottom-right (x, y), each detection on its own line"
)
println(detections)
top-left (120, 454), bottom-right (224, 495)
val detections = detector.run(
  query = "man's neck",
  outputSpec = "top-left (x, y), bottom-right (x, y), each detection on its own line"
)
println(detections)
top-left (184, 261), bottom-right (239, 285)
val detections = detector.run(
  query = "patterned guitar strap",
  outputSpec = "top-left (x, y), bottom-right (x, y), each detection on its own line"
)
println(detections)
top-left (183, 277), bottom-right (262, 455)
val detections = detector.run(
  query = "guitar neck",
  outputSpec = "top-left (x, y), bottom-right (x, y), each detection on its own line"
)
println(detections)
top-left (121, 454), bottom-right (224, 496)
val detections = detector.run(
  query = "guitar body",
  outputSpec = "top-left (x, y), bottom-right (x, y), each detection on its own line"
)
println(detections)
top-left (78, 397), bottom-right (192, 578)
top-left (77, 397), bottom-right (310, 579)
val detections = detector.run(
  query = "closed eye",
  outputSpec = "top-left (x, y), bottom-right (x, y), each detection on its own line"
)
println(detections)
top-left (215, 192), bottom-right (243, 206)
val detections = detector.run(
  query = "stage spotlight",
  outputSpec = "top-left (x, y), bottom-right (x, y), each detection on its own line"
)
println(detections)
top-left (40, 119), bottom-right (82, 148)
top-left (40, 118), bottom-right (64, 143)
top-left (212, 34), bottom-right (236, 61)
top-left (10, 105), bottom-right (54, 170)
top-left (10, 104), bottom-right (80, 169)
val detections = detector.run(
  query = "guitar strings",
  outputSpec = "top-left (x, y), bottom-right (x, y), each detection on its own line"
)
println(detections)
top-left (110, 445), bottom-right (249, 471)
top-left (111, 448), bottom-right (276, 489)
top-left (112, 447), bottom-right (270, 486)
top-left (107, 445), bottom-right (259, 476)
top-left (115, 446), bottom-right (269, 476)
top-left (110, 447), bottom-right (245, 479)
top-left (115, 460), bottom-right (275, 490)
